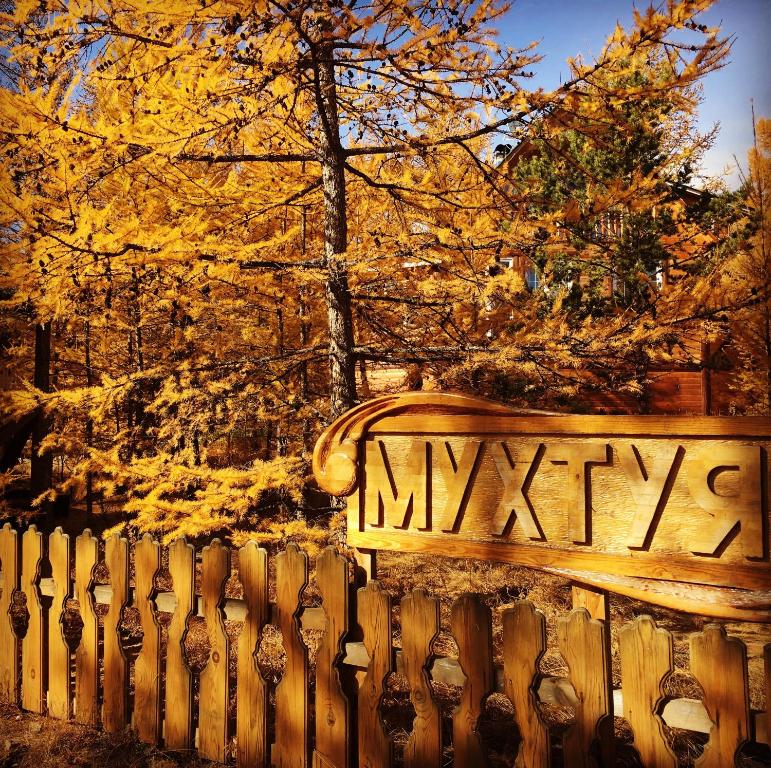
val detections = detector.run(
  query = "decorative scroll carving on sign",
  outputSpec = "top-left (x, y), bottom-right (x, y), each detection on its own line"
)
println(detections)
top-left (313, 392), bottom-right (771, 620)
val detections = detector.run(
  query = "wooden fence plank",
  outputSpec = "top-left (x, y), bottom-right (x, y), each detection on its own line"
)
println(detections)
top-left (103, 532), bottom-right (129, 733)
top-left (274, 543), bottom-right (310, 768)
top-left (134, 534), bottom-right (162, 744)
top-left (74, 529), bottom-right (99, 725)
top-left (451, 593), bottom-right (494, 768)
top-left (503, 601), bottom-right (550, 768)
top-left (357, 580), bottom-right (392, 768)
top-left (21, 526), bottom-right (45, 713)
top-left (237, 541), bottom-right (269, 768)
top-left (314, 546), bottom-right (353, 768)
top-left (199, 539), bottom-right (231, 763)
top-left (401, 589), bottom-right (441, 768)
top-left (0, 523), bottom-right (19, 704)
top-left (690, 624), bottom-right (750, 767)
top-left (47, 527), bottom-right (71, 720)
top-left (165, 537), bottom-right (195, 750)
top-left (557, 609), bottom-right (613, 768)
top-left (619, 615), bottom-right (676, 768)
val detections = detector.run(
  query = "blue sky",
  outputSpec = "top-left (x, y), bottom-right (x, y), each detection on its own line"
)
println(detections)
top-left (495, 0), bottom-right (770, 188)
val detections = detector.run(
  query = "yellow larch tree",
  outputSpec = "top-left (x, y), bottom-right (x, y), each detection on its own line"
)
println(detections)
top-left (0, 0), bottom-right (735, 540)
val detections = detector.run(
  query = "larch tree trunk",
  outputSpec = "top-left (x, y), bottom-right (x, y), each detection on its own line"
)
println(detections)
top-left (30, 321), bottom-right (52, 508)
top-left (315, 33), bottom-right (357, 420)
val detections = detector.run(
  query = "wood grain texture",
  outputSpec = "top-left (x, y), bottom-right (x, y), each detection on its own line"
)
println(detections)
top-left (165, 537), bottom-right (195, 750)
top-left (21, 526), bottom-right (45, 713)
top-left (103, 533), bottom-right (129, 733)
top-left (338, 397), bottom-right (771, 603)
top-left (371, 412), bottom-right (771, 437)
top-left (451, 593), bottom-right (494, 768)
top-left (690, 624), bottom-right (750, 767)
top-left (0, 523), bottom-right (19, 704)
top-left (502, 601), bottom-right (550, 768)
top-left (619, 615), bottom-right (677, 768)
top-left (47, 527), bottom-right (71, 720)
top-left (237, 541), bottom-right (269, 768)
top-left (74, 529), bottom-right (99, 725)
top-left (571, 584), bottom-right (609, 621)
top-left (401, 589), bottom-right (441, 768)
top-left (274, 543), bottom-right (310, 768)
top-left (346, 522), bottom-right (768, 593)
top-left (199, 539), bottom-right (231, 763)
top-left (134, 534), bottom-right (162, 744)
top-left (357, 580), bottom-right (392, 768)
top-left (557, 609), bottom-right (614, 768)
top-left (314, 547), bottom-right (352, 768)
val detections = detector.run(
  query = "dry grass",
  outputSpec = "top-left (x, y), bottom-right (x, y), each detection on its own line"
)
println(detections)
top-left (0, 701), bottom-right (214, 768)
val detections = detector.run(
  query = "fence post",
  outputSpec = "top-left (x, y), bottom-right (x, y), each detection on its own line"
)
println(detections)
top-left (134, 534), bottom-right (162, 744)
top-left (0, 524), bottom-right (20, 704)
top-left (165, 537), bottom-right (195, 750)
top-left (314, 546), bottom-right (354, 768)
top-left (357, 580), bottom-right (392, 768)
top-left (401, 589), bottom-right (441, 768)
top-left (503, 601), bottom-right (550, 768)
top-left (619, 615), bottom-right (677, 767)
top-left (103, 532), bottom-right (129, 732)
top-left (47, 527), bottom-right (71, 720)
top-left (74, 529), bottom-right (99, 725)
top-left (690, 624), bottom-right (750, 766)
top-left (274, 543), bottom-right (310, 768)
top-left (237, 541), bottom-right (269, 768)
top-left (557, 609), bottom-right (613, 768)
top-left (451, 593), bottom-right (494, 768)
top-left (21, 525), bottom-right (46, 713)
top-left (199, 539), bottom-right (231, 763)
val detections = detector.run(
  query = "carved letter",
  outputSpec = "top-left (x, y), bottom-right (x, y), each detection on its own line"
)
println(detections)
top-left (365, 439), bottom-right (428, 530)
top-left (548, 443), bottom-right (609, 544)
top-left (617, 444), bottom-right (681, 549)
top-left (489, 442), bottom-right (543, 539)
top-left (436, 440), bottom-right (483, 532)
top-left (686, 444), bottom-right (763, 558)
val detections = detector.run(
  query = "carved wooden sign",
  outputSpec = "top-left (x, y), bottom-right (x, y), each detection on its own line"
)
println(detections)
top-left (313, 393), bottom-right (771, 621)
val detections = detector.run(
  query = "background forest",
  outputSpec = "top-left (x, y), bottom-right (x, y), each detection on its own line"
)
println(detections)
top-left (0, 0), bottom-right (768, 545)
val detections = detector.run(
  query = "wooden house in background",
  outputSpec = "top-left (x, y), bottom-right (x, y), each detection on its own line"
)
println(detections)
top-left (485, 141), bottom-right (733, 416)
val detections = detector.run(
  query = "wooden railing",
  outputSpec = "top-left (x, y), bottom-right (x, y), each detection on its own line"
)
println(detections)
top-left (0, 523), bottom-right (767, 766)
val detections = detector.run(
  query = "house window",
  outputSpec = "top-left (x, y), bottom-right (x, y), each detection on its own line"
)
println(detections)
top-left (594, 210), bottom-right (624, 242)
top-left (525, 266), bottom-right (540, 291)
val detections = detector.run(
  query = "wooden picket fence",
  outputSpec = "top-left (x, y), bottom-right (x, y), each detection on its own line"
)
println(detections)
top-left (0, 523), bottom-right (767, 767)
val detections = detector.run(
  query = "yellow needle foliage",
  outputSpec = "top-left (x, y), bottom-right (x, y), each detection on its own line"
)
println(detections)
top-left (0, 0), bottom-right (748, 542)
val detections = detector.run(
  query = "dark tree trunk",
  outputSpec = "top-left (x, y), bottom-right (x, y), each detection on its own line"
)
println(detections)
top-left (315, 35), bottom-right (357, 419)
top-left (84, 321), bottom-right (94, 517)
top-left (30, 322), bottom-right (52, 509)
